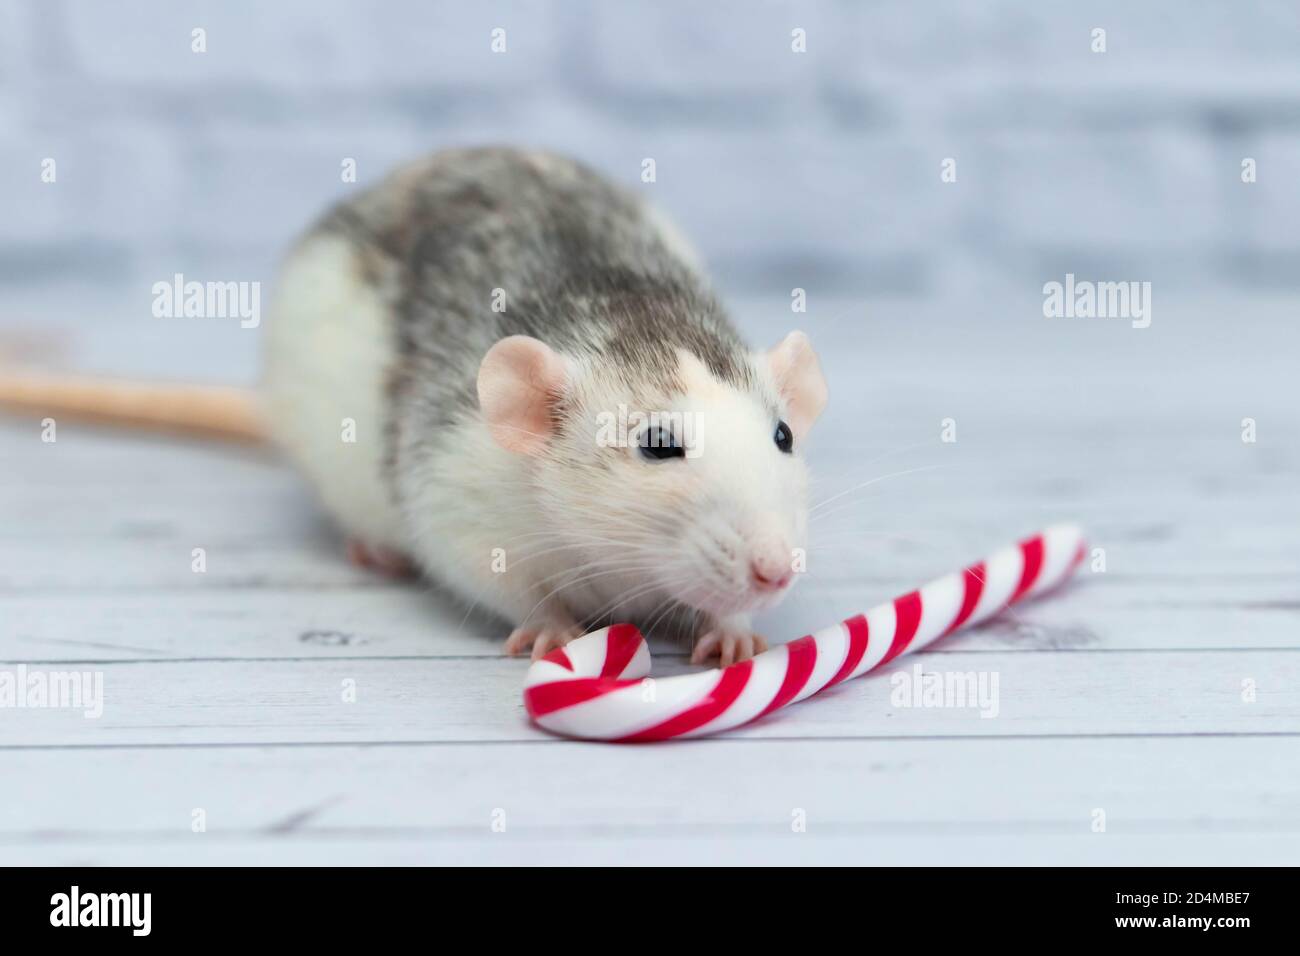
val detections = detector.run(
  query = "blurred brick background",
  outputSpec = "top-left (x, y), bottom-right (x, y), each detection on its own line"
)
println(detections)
top-left (2, 0), bottom-right (1299, 316)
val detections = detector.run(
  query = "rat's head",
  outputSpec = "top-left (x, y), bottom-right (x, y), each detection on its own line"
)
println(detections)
top-left (477, 323), bottom-right (827, 621)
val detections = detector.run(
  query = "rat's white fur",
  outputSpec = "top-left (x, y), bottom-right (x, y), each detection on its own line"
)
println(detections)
top-left (452, 345), bottom-right (815, 637)
top-left (261, 234), bottom-right (406, 550)
top-left (392, 403), bottom-right (562, 627)
top-left (264, 244), bottom-right (821, 641)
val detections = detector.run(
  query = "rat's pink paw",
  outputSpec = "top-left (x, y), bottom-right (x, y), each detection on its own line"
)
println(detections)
top-left (691, 628), bottom-right (769, 668)
top-left (346, 539), bottom-right (416, 578)
top-left (505, 623), bottom-right (584, 660)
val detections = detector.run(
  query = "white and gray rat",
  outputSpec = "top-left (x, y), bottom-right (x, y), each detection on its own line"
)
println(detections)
top-left (261, 147), bottom-right (828, 665)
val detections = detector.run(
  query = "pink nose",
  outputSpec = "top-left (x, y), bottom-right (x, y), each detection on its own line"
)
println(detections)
top-left (750, 557), bottom-right (793, 592)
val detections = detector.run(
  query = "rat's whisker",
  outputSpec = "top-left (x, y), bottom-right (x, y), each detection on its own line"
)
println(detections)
top-left (808, 464), bottom-right (942, 515)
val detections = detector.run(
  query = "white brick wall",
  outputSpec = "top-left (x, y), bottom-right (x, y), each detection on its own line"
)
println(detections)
top-left (3, 0), bottom-right (1299, 301)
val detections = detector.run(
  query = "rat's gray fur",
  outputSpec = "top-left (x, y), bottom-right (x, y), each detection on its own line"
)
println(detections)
top-left (309, 147), bottom-right (752, 495)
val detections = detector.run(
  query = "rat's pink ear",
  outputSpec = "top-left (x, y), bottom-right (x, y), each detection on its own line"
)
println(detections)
top-left (765, 330), bottom-right (828, 437)
top-left (477, 335), bottom-right (569, 456)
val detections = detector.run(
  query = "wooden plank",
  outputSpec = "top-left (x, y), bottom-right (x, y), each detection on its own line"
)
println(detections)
top-left (3, 426), bottom-right (1297, 591)
top-left (3, 519), bottom-right (1296, 591)
top-left (2, 472), bottom-right (1297, 587)
top-left (1, 737), bottom-right (1296, 865)
top-left (5, 408), bottom-right (1294, 595)
top-left (0, 575), bottom-right (1296, 663)
top-left (1, 650), bottom-right (1295, 746)
top-left (0, 588), bottom-right (504, 660)
top-left (7, 833), bottom-right (1300, 866)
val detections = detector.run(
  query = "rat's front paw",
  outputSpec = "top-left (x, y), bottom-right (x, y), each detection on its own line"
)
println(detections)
top-left (691, 622), bottom-right (769, 668)
top-left (504, 621), bottom-right (584, 660)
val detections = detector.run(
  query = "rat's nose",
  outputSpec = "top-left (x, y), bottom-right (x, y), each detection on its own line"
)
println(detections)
top-left (749, 553), bottom-right (793, 592)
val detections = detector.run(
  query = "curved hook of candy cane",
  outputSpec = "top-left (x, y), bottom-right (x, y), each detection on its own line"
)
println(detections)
top-left (523, 523), bottom-right (1087, 742)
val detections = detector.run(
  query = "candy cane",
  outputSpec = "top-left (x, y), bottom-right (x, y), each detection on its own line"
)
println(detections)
top-left (524, 523), bottom-right (1086, 741)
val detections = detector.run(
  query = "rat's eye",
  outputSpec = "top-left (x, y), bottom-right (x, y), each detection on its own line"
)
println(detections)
top-left (638, 426), bottom-right (684, 462)
top-left (774, 420), bottom-right (793, 454)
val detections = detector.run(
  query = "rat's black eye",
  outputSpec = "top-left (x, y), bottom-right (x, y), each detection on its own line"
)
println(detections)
top-left (774, 420), bottom-right (793, 454)
top-left (638, 427), bottom-right (685, 462)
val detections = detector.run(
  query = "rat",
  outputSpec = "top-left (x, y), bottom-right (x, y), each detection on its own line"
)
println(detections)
top-left (3, 147), bottom-right (829, 665)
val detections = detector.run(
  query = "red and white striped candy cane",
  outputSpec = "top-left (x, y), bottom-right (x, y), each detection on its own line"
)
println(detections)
top-left (523, 523), bottom-right (1086, 742)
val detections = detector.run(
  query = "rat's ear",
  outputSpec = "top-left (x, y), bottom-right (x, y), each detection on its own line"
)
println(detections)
top-left (765, 330), bottom-right (828, 437)
top-left (477, 335), bottom-right (569, 456)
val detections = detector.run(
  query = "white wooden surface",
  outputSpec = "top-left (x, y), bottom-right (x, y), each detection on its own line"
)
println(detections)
top-left (1, 294), bottom-right (1297, 865)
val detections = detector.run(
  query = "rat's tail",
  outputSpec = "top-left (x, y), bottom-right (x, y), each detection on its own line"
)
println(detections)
top-left (0, 372), bottom-right (266, 443)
